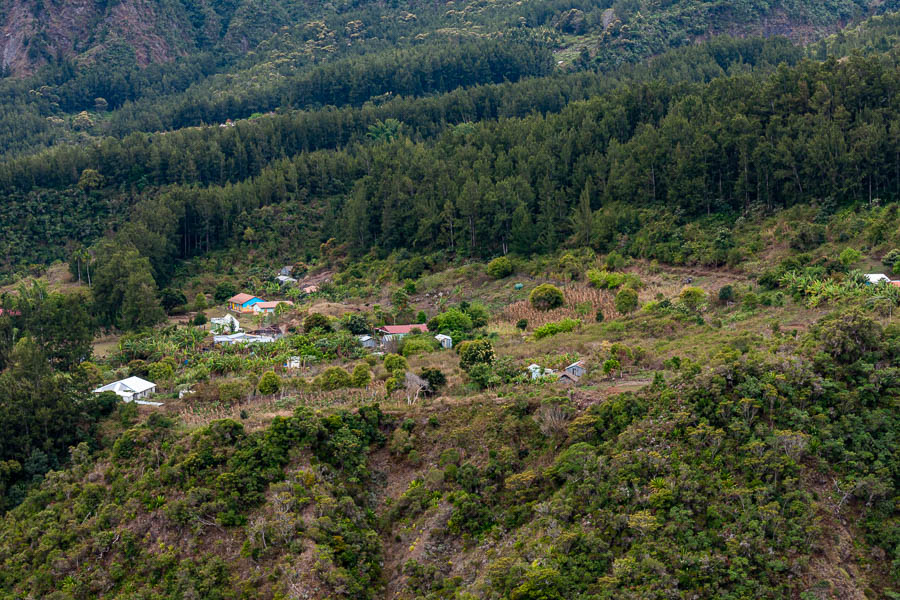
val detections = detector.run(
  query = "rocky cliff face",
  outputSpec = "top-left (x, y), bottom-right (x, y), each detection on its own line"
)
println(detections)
top-left (0, 0), bottom-right (206, 76)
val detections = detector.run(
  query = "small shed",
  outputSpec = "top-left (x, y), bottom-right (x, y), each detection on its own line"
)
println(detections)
top-left (565, 360), bottom-right (587, 378)
top-left (286, 356), bottom-right (303, 369)
top-left (276, 275), bottom-right (297, 285)
top-left (357, 335), bottom-right (377, 349)
top-left (435, 334), bottom-right (453, 349)
top-left (279, 266), bottom-right (295, 276)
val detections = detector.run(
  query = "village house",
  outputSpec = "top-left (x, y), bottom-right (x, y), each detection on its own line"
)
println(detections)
top-left (253, 300), bottom-right (294, 314)
top-left (210, 314), bottom-right (242, 334)
top-left (557, 371), bottom-right (580, 385)
top-left (93, 376), bottom-right (157, 403)
top-left (565, 360), bottom-right (587, 378)
top-left (227, 293), bottom-right (263, 313)
top-left (865, 273), bottom-right (891, 285)
top-left (275, 275), bottom-right (297, 285)
top-left (377, 324), bottom-right (429, 343)
top-left (214, 332), bottom-right (277, 345)
top-left (435, 334), bottom-right (453, 349)
top-left (526, 363), bottom-right (554, 380)
top-left (357, 334), bottom-right (377, 349)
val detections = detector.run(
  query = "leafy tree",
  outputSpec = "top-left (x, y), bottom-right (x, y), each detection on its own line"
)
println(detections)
top-left (838, 247), bottom-right (862, 267)
top-left (419, 367), bottom-right (446, 392)
top-left (718, 285), bottom-right (735, 304)
top-left (193, 292), bottom-right (208, 311)
top-left (529, 284), bottom-right (564, 311)
top-left (614, 288), bottom-right (639, 315)
top-left (516, 319), bottom-right (528, 331)
top-left (343, 313), bottom-right (370, 335)
top-left (384, 353), bottom-right (409, 374)
top-left (159, 288), bottom-right (187, 313)
top-left (304, 313), bottom-right (331, 333)
top-left (214, 282), bottom-right (238, 303)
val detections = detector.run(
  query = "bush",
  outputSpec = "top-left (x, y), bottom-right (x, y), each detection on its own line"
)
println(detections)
top-left (529, 284), bottom-right (565, 311)
top-left (401, 335), bottom-right (437, 357)
top-left (838, 247), bottom-right (862, 267)
top-left (467, 362), bottom-right (500, 389)
top-left (258, 371), bottom-right (282, 395)
top-left (384, 353), bottom-right (409, 374)
top-left (605, 251), bottom-right (626, 270)
top-left (428, 308), bottom-right (473, 333)
top-left (317, 367), bottom-right (352, 390)
top-left (464, 303), bottom-right (489, 328)
top-left (304, 313), bottom-right (331, 332)
top-left (614, 288), bottom-right (639, 315)
top-left (533, 318), bottom-right (581, 340)
top-left (458, 339), bottom-right (495, 371)
top-left (419, 368), bottom-right (446, 392)
top-left (678, 287), bottom-right (706, 312)
top-left (718, 285), bottom-right (735, 304)
top-left (883, 248), bottom-right (900, 270)
top-left (595, 310), bottom-right (604, 322)
top-left (351, 364), bottom-right (371, 387)
top-left (516, 319), bottom-right (528, 331)
top-left (486, 256), bottom-right (514, 279)
top-left (192, 312), bottom-right (208, 326)
top-left (159, 288), bottom-right (187, 313)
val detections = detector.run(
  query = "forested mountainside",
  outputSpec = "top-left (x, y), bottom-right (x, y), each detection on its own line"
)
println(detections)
top-left (3, 2), bottom-right (900, 599)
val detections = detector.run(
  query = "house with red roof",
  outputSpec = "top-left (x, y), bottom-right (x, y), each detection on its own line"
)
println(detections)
top-left (252, 300), bottom-right (295, 314)
top-left (227, 293), bottom-right (263, 313)
top-left (377, 324), bottom-right (429, 343)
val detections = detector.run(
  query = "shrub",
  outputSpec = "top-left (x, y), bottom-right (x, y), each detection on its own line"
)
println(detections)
top-left (486, 256), bottom-right (514, 279)
top-left (678, 287), bottom-right (706, 312)
top-left (838, 247), bottom-right (862, 267)
top-left (159, 288), bottom-right (187, 312)
top-left (533, 318), bottom-right (581, 340)
top-left (351, 364), bottom-right (371, 387)
top-left (614, 288), bottom-right (639, 315)
top-left (401, 335), bottom-right (437, 357)
top-left (317, 367), bottom-right (352, 390)
top-left (429, 308), bottom-right (473, 333)
top-left (258, 371), bottom-right (282, 395)
top-left (464, 303), bottom-right (489, 328)
top-left (516, 319), bottom-right (528, 331)
top-left (529, 284), bottom-right (565, 311)
top-left (605, 251), bottom-right (626, 270)
top-left (595, 310), bottom-right (604, 322)
top-left (193, 312), bottom-right (208, 326)
top-left (384, 353), bottom-right (409, 374)
top-left (883, 248), bottom-right (900, 270)
top-left (304, 313), bottom-right (331, 333)
top-left (718, 285), bottom-right (735, 304)
top-left (419, 368), bottom-right (446, 392)
top-left (459, 339), bottom-right (495, 371)
top-left (416, 310), bottom-right (427, 323)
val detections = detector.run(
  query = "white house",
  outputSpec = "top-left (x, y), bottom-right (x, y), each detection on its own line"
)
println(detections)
top-left (565, 360), bottom-right (587, 378)
top-left (357, 335), bottom-right (377, 349)
top-left (435, 334), bottom-right (453, 349)
top-left (526, 364), bottom-right (554, 380)
top-left (214, 332), bottom-right (277, 345)
top-left (865, 273), bottom-right (891, 285)
top-left (275, 275), bottom-right (297, 285)
top-left (285, 356), bottom-right (303, 369)
top-left (210, 314), bottom-right (242, 334)
top-left (93, 377), bottom-right (157, 402)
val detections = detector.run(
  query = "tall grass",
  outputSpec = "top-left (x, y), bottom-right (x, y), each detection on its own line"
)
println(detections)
top-left (500, 285), bottom-right (616, 327)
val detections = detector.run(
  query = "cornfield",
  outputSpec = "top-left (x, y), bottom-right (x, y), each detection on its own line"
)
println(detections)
top-left (500, 285), bottom-right (617, 327)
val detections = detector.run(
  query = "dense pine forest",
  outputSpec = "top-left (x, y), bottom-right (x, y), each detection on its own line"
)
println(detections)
top-left (2, 1), bottom-right (900, 599)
